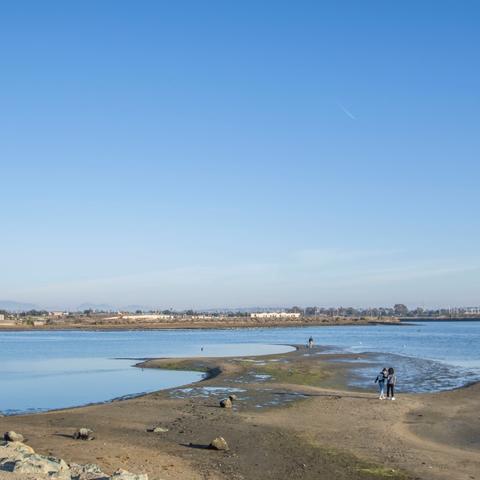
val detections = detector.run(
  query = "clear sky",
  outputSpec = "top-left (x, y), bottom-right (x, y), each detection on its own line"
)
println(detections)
top-left (1, 1), bottom-right (479, 310)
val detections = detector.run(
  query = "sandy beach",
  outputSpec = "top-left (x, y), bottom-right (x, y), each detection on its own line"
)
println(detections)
top-left (1, 346), bottom-right (479, 480)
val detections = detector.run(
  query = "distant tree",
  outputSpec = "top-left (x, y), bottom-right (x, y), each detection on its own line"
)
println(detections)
top-left (393, 304), bottom-right (409, 316)
top-left (135, 310), bottom-right (143, 314)
top-left (305, 307), bottom-right (317, 316)
top-left (22, 309), bottom-right (47, 316)
top-left (287, 306), bottom-right (304, 314)
top-left (83, 309), bottom-right (93, 315)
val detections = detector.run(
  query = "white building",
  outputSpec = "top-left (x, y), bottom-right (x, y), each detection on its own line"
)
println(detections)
top-left (250, 312), bottom-right (301, 319)
top-left (465, 307), bottom-right (480, 315)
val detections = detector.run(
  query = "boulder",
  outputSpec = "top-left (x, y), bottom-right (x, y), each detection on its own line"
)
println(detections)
top-left (146, 426), bottom-right (168, 434)
top-left (110, 468), bottom-right (148, 480)
top-left (219, 398), bottom-right (232, 409)
top-left (73, 428), bottom-right (94, 440)
top-left (209, 436), bottom-right (229, 451)
top-left (3, 431), bottom-right (24, 443)
top-left (0, 441), bottom-right (35, 455)
top-left (69, 462), bottom-right (108, 480)
top-left (152, 427), bottom-right (168, 434)
top-left (3, 453), bottom-right (70, 479)
top-left (0, 441), bottom-right (36, 471)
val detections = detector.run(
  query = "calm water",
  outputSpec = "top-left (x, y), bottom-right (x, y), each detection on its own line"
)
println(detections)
top-left (1, 321), bottom-right (479, 413)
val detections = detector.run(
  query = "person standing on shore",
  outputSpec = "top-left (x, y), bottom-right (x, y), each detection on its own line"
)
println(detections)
top-left (386, 367), bottom-right (396, 400)
top-left (308, 336), bottom-right (314, 349)
top-left (374, 368), bottom-right (388, 399)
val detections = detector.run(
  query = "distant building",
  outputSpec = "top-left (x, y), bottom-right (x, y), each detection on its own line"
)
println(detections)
top-left (465, 307), bottom-right (480, 315)
top-left (105, 314), bottom-right (175, 321)
top-left (48, 311), bottom-right (67, 317)
top-left (0, 314), bottom-right (16, 326)
top-left (250, 312), bottom-right (301, 319)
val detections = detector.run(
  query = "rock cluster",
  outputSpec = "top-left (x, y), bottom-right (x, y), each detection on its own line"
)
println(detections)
top-left (0, 439), bottom-right (147, 480)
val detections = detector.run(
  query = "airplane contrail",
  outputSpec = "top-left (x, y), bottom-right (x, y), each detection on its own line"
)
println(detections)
top-left (338, 103), bottom-right (356, 120)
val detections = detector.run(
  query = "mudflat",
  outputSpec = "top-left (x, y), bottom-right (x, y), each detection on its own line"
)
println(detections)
top-left (1, 347), bottom-right (478, 480)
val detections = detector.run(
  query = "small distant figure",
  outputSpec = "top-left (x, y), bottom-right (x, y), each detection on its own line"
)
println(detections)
top-left (308, 336), bottom-right (314, 349)
top-left (386, 367), bottom-right (397, 400)
top-left (201, 346), bottom-right (204, 352)
top-left (374, 367), bottom-right (388, 400)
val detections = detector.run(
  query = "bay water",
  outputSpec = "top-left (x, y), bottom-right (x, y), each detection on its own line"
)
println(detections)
top-left (1, 321), bottom-right (479, 414)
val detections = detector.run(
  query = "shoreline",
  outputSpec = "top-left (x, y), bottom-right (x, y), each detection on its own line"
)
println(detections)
top-left (1, 345), bottom-right (479, 480)
top-left (0, 316), bottom-right (403, 331)
top-left (3, 342), bottom-right (478, 418)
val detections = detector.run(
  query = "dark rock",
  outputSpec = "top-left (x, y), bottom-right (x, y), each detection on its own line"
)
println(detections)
top-left (73, 428), bottom-right (94, 440)
top-left (3, 431), bottom-right (24, 443)
top-left (220, 398), bottom-right (233, 408)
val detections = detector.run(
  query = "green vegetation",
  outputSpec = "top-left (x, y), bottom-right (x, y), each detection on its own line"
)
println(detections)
top-left (147, 360), bottom-right (210, 374)
top-left (250, 361), bottom-right (330, 387)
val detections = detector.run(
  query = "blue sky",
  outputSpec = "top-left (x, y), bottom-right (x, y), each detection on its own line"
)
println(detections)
top-left (1, 1), bottom-right (479, 309)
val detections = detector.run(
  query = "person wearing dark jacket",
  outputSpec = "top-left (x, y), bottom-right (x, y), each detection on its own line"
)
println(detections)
top-left (386, 367), bottom-right (397, 400)
top-left (374, 367), bottom-right (388, 399)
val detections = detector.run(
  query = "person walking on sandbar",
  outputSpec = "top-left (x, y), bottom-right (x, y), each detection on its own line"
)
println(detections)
top-left (374, 367), bottom-right (388, 399)
top-left (386, 367), bottom-right (397, 400)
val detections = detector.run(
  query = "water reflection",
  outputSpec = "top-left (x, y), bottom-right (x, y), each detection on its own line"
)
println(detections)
top-left (0, 342), bottom-right (293, 415)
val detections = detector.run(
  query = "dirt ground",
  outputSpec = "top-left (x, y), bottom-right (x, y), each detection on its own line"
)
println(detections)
top-left (1, 347), bottom-right (479, 480)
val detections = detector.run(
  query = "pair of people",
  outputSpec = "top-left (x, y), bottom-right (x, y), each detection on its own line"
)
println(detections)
top-left (374, 367), bottom-right (396, 400)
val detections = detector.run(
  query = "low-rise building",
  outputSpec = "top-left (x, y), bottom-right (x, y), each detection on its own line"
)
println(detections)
top-left (465, 307), bottom-right (480, 315)
top-left (250, 312), bottom-right (302, 319)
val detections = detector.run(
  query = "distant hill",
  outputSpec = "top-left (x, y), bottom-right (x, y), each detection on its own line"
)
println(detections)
top-left (0, 300), bottom-right (38, 312)
top-left (76, 303), bottom-right (157, 313)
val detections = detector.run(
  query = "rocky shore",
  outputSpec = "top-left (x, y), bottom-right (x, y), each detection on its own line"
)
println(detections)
top-left (0, 347), bottom-right (478, 480)
top-left (0, 438), bottom-right (146, 480)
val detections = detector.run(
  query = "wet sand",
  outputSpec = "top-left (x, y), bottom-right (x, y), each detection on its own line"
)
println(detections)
top-left (1, 346), bottom-right (479, 480)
